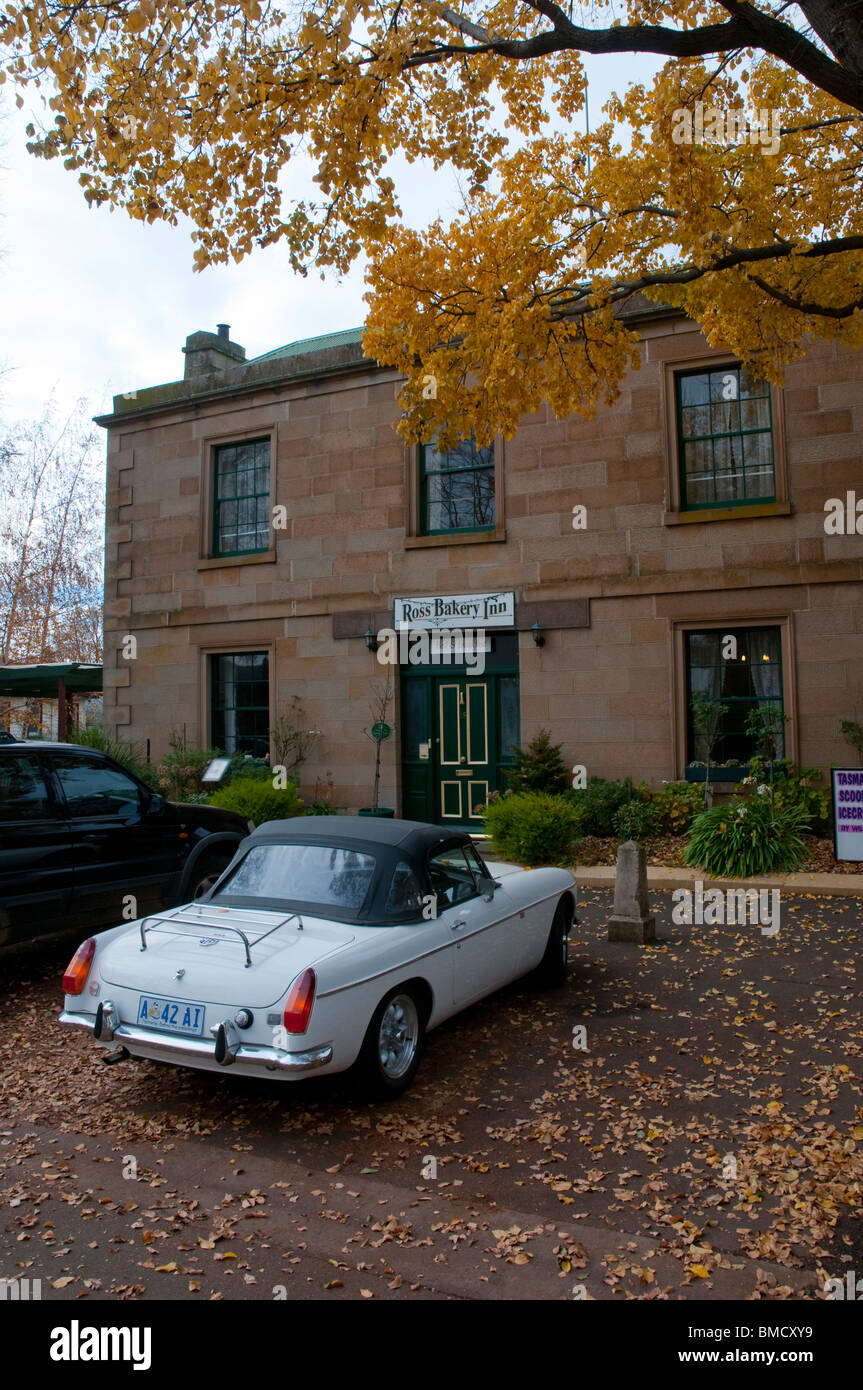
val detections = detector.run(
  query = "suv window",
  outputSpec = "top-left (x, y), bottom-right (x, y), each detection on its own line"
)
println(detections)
top-left (0, 753), bottom-right (49, 821)
top-left (428, 846), bottom-right (479, 909)
top-left (52, 755), bottom-right (143, 818)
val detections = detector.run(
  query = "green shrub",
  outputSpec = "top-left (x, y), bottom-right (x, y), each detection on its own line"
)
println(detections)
top-left (506, 728), bottom-right (569, 795)
top-left (840, 718), bottom-right (863, 764)
top-left (565, 777), bottom-right (639, 836)
top-left (69, 727), bottom-right (160, 791)
top-left (482, 791), bottom-right (580, 865)
top-left (613, 798), bottom-right (659, 842)
top-left (225, 754), bottom-right (272, 783)
top-left (744, 758), bottom-right (831, 836)
top-left (683, 795), bottom-right (811, 877)
top-left (208, 777), bottom-right (304, 826)
top-left (639, 779), bottom-right (705, 835)
top-left (158, 730), bottom-right (224, 801)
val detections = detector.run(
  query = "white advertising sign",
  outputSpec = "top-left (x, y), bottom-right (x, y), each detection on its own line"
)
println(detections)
top-left (832, 768), bottom-right (863, 862)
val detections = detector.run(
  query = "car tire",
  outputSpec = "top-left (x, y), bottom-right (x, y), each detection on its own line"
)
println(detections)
top-left (537, 897), bottom-right (572, 986)
top-left (187, 852), bottom-right (232, 901)
top-left (352, 987), bottom-right (426, 1100)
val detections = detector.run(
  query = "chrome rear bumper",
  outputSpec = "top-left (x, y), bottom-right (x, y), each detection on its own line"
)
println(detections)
top-left (59, 1009), bottom-right (333, 1074)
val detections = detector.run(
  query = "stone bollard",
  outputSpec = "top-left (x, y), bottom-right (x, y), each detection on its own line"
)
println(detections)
top-left (607, 839), bottom-right (656, 943)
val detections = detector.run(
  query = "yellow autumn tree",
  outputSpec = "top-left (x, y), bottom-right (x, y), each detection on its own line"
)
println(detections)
top-left (2, 1), bottom-right (861, 444)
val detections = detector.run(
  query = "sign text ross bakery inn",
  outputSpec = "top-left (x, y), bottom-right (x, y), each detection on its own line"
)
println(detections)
top-left (394, 592), bottom-right (515, 630)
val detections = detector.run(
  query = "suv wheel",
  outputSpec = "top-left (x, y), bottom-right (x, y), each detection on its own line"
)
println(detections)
top-left (189, 854), bottom-right (230, 900)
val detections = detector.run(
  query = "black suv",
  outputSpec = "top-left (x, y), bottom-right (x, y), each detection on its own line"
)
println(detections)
top-left (0, 741), bottom-right (250, 946)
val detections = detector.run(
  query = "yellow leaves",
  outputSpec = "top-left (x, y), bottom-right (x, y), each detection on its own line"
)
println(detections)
top-left (125, 7), bottom-right (152, 36)
top-left (2, 0), bottom-right (861, 435)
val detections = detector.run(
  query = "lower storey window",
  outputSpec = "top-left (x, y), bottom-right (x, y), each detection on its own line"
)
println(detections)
top-left (685, 626), bottom-right (783, 768)
top-left (210, 652), bottom-right (269, 757)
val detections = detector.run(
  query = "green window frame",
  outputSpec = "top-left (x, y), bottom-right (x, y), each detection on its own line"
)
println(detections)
top-left (676, 366), bottom-right (775, 510)
top-left (419, 434), bottom-right (495, 535)
top-left (685, 626), bottom-right (784, 769)
top-left (210, 652), bottom-right (270, 757)
top-left (213, 438), bottom-right (271, 556)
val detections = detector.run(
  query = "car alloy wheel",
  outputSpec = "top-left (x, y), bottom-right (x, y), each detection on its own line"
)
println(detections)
top-left (538, 897), bottom-right (572, 986)
top-left (377, 993), bottom-right (419, 1080)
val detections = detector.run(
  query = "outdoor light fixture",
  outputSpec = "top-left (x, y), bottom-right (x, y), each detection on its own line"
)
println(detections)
top-left (364, 628), bottom-right (379, 653)
top-left (531, 621), bottom-right (545, 648)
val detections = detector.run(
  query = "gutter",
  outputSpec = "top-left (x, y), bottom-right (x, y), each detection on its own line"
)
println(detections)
top-left (94, 352), bottom-right (383, 428)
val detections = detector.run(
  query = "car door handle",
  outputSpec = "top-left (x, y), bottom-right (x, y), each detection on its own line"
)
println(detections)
top-left (451, 918), bottom-right (467, 932)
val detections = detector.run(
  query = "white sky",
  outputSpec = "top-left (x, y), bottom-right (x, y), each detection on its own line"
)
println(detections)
top-left (0, 52), bottom-right (653, 428)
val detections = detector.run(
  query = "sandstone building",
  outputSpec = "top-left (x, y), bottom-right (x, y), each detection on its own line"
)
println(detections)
top-left (98, 308), bottom-right (863, 825)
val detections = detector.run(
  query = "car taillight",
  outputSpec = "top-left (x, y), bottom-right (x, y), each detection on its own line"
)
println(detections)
top-left (63, 938), bottom-right (96, 996)
top-left (283, 967), bottom-right (316, 1035)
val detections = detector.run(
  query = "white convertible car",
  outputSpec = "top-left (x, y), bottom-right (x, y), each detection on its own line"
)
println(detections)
top-left (60, 817), bottom-right (576, 1098)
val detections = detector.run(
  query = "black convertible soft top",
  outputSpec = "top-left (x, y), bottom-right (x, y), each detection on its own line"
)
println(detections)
top-left (211, 816), bottom-right (490, 925)
top-left (249, 815), bottom-right (469, 860)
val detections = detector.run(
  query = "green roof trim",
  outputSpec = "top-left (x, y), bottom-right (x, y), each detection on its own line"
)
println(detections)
top-left (250, 327), bottom-right (365, 364)
top-left (0, 663), bottom-right (103, 696)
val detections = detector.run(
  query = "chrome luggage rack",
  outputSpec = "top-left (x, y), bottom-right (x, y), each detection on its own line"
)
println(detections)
top-left (138, 909), bottom-right (303, 967)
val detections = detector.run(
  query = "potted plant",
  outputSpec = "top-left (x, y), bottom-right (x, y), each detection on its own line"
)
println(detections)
top-left (359, 675), bottom-right (395, 817)
top-left (686, 693), bottom-right (729, 806)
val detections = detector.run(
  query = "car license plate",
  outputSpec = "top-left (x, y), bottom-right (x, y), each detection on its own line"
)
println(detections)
top-left (137, 995), bottom-right (206, 1036)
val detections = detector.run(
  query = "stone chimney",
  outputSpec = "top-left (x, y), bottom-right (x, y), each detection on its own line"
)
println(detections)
top-left (182, 324), bottom-right (246, 380)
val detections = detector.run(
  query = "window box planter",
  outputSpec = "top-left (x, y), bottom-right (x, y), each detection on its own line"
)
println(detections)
top-left (685, 764), bottom-right (748, 783)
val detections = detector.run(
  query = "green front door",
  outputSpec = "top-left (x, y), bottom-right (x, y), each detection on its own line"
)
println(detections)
top-left (437, 678), bottom-right (493, 824)
top-left (401, 638), bottom-right (520, 828)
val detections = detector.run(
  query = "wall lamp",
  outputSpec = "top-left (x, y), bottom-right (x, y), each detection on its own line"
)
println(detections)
top-left (531, 621), bottom-right (545, 648)
top-left (364, 628), bottom-right (379, 653)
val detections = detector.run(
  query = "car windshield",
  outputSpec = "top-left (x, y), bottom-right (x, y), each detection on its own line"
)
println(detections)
top-left (211, 843), bottom-right (376, 912)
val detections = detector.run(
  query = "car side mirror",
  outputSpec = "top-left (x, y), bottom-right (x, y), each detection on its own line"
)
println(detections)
top-left (147, 793), bottom-right (165, 816)
top-left (478, 875), bottom-right (498, 902)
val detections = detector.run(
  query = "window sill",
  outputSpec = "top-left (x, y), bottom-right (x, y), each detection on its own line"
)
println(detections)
top-left (404, 527), bottom-right (506, 550)
top-left (664, 501), bottom-right (791, 526)
top-left (198, 550), bottom-right (276, 570)
top-left (684, 765), bottom-right (748, 783)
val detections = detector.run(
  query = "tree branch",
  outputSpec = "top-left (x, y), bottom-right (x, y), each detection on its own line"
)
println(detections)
top-left (745, 270), bottom-right (863, 318)
top-left (415, 1), bottom-right (863, 112)
top-left (549, 234), bottom-right (863, 318)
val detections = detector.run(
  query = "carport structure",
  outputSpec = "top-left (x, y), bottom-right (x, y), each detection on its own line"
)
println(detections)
top-left (0, 662), bottom-right (102, 740)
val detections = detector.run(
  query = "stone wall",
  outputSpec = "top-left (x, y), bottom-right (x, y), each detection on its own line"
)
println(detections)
top-left (101, 312), bottom-right (863, 807)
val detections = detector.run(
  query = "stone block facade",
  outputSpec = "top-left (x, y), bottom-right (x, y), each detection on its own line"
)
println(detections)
top-left (97, 308), bottom-right (863, 819)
